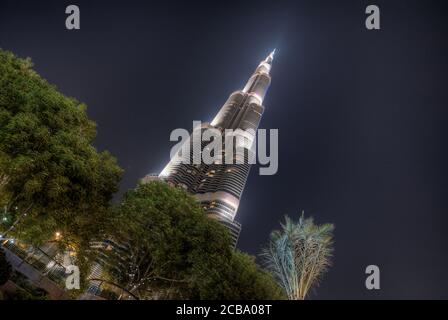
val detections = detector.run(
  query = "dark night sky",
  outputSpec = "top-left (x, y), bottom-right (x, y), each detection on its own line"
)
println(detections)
top-left (1, 0), bottom-right (448, 299)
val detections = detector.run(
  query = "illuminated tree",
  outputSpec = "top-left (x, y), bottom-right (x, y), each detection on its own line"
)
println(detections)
top-left (261, 214), bottom-right (334, 300)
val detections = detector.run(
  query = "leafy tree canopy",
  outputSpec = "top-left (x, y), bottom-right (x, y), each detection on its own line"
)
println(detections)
top-left (104, 181), bottom-right (285, 300)
top-left (0, 49), bottom-right (123, 250)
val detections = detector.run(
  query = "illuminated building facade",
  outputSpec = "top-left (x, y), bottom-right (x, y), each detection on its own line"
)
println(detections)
top-left (154, 50), bottom-right (275, 247)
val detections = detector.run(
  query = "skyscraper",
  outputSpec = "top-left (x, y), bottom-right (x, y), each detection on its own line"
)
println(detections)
top-left (153, 50), bottom-right (275, 247)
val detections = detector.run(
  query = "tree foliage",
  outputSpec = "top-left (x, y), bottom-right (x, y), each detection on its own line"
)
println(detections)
top-left (194, 249), bottom-right (285, 300)
top-left (103, 181), bottom-right (284, 300)
top-left (261, 214), bottom-right (334, 300)
top-left (0, 49), bottom-right (123, 250)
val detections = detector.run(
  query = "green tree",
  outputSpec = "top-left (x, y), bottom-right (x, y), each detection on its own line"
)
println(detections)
top-left (0, 49), bottom-right (123, 251)
top-left (103, 181), bottom-right (284, 300)
top-left (194, 249), bottom-right (285, 300)
top-left (261, 214), bottom-right (334, 300)
top-left (0, 248), bottom-right (12, 285)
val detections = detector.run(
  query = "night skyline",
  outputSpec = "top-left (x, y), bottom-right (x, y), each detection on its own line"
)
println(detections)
top-left (1, 0), bottom-right (448, 299)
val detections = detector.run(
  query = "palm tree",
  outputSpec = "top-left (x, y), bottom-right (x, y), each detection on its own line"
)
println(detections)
top-left (261, 213), bottom-right (334, 300)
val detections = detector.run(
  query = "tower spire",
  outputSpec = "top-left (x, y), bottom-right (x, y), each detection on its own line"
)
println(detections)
top-left (266, 49), bottom-right (276, 64)
top-left (241, 50), bottom-right (275, 102)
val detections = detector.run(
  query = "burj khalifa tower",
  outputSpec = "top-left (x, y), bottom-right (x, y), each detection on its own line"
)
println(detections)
top-left (153, 50), bottom-right (275, 247)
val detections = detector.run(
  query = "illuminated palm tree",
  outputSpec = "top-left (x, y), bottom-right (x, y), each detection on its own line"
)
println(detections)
top-left (261, 213), bottom-right (334, 300)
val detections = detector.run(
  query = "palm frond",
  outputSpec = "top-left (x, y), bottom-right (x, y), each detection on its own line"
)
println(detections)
top-left (261, 213), bottom-right (334, 300)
